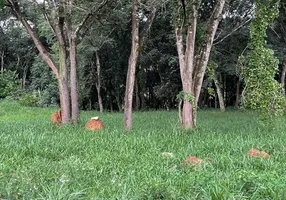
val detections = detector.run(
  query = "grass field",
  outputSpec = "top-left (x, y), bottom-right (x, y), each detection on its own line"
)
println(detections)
top-left (1, 100), bottom-right (286, 199)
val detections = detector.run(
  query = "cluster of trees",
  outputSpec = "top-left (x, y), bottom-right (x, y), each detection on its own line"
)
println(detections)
top-left (0, 0), bottom-right (285, 130)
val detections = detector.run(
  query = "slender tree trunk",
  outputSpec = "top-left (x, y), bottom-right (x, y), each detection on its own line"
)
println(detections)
top-left (235, 78), bottom-right (241, 108)
top-left (110, 99), bottom-right (113, 112)
top-left (124, 0), bottom-right (140, 131)
top-left (22, 65), bottom-right (28, 89)
top-left (70, 37), bottom-right (79, 124)
top-left (193, 0), bottom-right (226, 105)
top-left (135, 77), bottom-right (140, 110)
top-left (140, 92), bottom-right (146, 110)
top-left (95, 51), bottom-right (104, 113)
top-left (133, 6), bottom-right (156, 111)
top-left (1, 51), bottom-right (4, 78)
top-left (116, 94), bottom-right (123, 112)
top-left (281, 59), bottom-right (286, 96)
top-left (213, 74), bottom-right (225, 112)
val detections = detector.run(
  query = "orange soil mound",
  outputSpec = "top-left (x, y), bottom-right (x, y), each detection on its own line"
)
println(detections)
top-left (248, 148), bottom-right (270, 159)
top-left (184, 156), bottom-right (203, 166)
top-left (51, 110), bottom-right (62, 125)
top-left (86, 117), bottom-right (105, 131)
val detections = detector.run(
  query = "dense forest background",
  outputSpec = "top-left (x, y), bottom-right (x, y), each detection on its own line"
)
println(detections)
top-left (0, 0), bottom-right (285, 112)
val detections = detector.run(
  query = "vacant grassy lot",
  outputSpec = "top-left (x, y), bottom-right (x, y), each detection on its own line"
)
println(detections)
top-left (1, 100), bottom-right (286, 199)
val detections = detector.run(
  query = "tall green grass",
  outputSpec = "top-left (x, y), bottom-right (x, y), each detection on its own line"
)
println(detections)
top-left (1, 100), bottom-right (286, 199)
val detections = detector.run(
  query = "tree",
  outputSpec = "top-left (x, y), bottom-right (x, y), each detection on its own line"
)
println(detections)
top-left (267, 1), bottom-right (286, 96)
top-left (242, 0), bottom-right (285, 116)
top-left (124, 0), bottom-right (140, 130)
top-left (207, 61), bottom-right (225, 111)
top-left (124, 0), bottom-right (157, 130)
top-left (4, 0), bottom-right (114, 124)
top-left (172, 0), bottom-right (225, 129)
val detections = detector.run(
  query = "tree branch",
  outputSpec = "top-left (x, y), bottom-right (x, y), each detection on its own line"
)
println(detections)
top-left (214, 17), bottom-right (252, 45)
top-left (139, 6), bottom-right (156, 49)
top-left (75, 0), bottom-right (112, 42)
top-left (6, 0), bottom-right (59, 78)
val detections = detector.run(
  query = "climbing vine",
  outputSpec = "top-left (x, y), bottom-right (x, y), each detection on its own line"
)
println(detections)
top-left (176, 91), bottom-right (195, 124)
top-left (242, 0), bottom-right (285, 116)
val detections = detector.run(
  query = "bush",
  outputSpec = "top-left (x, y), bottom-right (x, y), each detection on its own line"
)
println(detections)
top-left (0, 70), bottom-right (20, 99)
top-left (19, 93), bottom-right (39, 107)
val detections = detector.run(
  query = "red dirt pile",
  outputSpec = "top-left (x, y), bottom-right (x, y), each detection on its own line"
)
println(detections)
top-left (51, 110), bottom-right (62, 125)
top-left (184, 156), bottom-right (204, 166)
top-left (86, 116), bottom-right (105, 131)
top-left (248, 148), bottom-right (270, 159)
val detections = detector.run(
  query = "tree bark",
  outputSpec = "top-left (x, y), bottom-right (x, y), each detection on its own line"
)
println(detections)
top-left (281, 59), bottom-right (286, 96)
top-left (63, 0), bottom-right (80, 124)
top-left (135, 77), bottom-right (140, 110)
top-left (124, 0), bottom-right (140, 131)
top-left (193, 0), bottom-right (226, 105)
top-left (235, 78), bottom-right (241, 108)
top-left (213, 73), bottom-right (225, 112)
top-left (58, 44), bottom-right (71, 123)
top-left (115, 94), bottom-right (123, 112)
top-left (95, 51), bottom-right (104, 113)
top-left (22, 64), bottom-right (28, 89)
top-left (174, 1), bottom-right (198, 129)
top-left (133, 6), bottom-right (156, 111)
top-left (1, 51), bottom-right (4, 79)
top-left (69, 37), bottom-right (79, 124)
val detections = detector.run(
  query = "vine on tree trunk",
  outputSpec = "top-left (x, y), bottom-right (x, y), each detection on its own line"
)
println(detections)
top-left (242, 0), bottom-right (285, 117)
top-left (176, 91), bottom-right (195, 124)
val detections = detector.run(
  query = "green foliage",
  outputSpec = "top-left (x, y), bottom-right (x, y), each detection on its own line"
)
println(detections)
top-left (242, 0), bottom-right (285, 116)
top-left (176, 91), bottom-right (195, 103)
top-left (207, 61), bottom-right (218, 80)
top-left (19, 93), bottom-right (39, 107)
top-left (1, 102), bottom-right (286, 198)
top-left (29, 55), bottom-right (59, 107)
top-left (0, 70), bottom-right (20, 98)
top-left (0, 0), bottom-right (3, 9)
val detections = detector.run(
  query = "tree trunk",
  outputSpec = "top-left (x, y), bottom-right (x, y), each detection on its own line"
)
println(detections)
top-left (175, 2), bottom-right (198, 129)
top-left (174, 0), bottom-right (225, 129)
top-left (235, 78), bottom-right (241, 108)
top-left (1, 51), bottom-right (4, 78)
top-left (9, 8), bottom-right (71, 123)
top-left (58, 44), bottom-right (71, 123)
top-left (124, 0), bottom-right (140, 131)
top-left (110, 99), bottom-right (113, 112)
top-left (193, 0), bottom-right (226, 105)
top-left (70, 37), bottom-right (79, 124)
top-left (135, 77), bottom-right (140, 110)
top-left (116, 94), bottom-right (123, 112)
top-left (213, 73), bottom-right (225, 112)
top-left (58, 77), bottom-right (71, 123)
top-left (175, 26), bottom-right (196, 129)
top-left (22, 64), bottom-right (28, 89)
top-left (95, 51), bottom-right (104, 113)
top-left (281, 59), bottom-right (286, 96)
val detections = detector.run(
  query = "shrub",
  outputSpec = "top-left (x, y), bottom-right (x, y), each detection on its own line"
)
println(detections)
top-left (0, 70), bottom-right (20, 99)
top-left (19, 93), bottom-right (39, 107)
